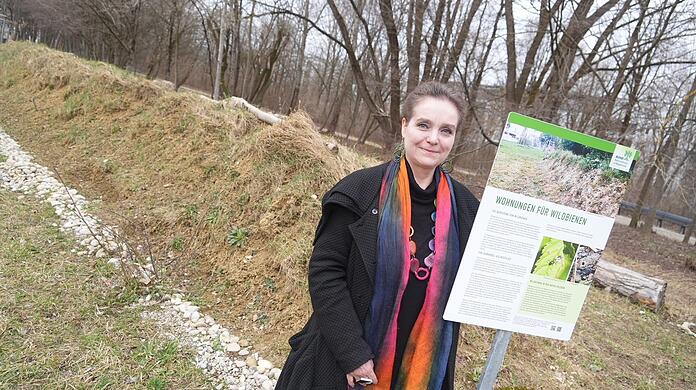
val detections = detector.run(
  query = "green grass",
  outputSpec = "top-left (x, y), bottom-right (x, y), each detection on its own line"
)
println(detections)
top-left (226, 227), bottom-right (248, 248)
top-left (63, 91), bottom-right (91, 120)
top-left (498, 139), bottom-right (546, 160)
top-left (171, 236), bottom-right (184, 251)
top-left (0, 191), bottom-right (211, 389)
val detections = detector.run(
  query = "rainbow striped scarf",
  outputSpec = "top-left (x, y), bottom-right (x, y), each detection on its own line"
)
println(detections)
top-left (364, 158), bottom-right (460, 389)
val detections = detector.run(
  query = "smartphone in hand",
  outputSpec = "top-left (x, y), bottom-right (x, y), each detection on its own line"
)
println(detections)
top-left (356, 377), bottom-right (373, 386)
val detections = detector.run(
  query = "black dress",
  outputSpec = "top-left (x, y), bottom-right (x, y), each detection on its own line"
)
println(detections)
top-left (391, 161), bottom-right (439, 387)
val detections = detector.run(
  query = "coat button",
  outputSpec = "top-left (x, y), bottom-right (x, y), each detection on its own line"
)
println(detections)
top-left (371, 208), bottom-right (378, 215)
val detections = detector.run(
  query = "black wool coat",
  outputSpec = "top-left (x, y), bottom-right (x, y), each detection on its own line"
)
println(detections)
top-left (276, 162), bottom-right (480, 390)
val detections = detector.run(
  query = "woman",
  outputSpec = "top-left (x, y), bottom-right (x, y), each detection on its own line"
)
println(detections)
top-left (277, 81), bottom-right (479, 390)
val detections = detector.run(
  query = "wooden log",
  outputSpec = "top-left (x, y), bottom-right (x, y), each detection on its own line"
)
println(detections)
top-left (223, 97), bottom-right (281, 125)
top-left (593, 259), bottom-right (667, 312)
top-left (194, 94), bottom-right (283, 125)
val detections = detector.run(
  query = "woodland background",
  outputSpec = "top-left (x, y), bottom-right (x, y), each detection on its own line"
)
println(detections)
top-left (1, 0), bottom-right (695, 234)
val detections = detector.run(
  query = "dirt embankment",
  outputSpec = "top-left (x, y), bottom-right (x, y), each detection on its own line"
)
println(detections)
top-left (542, 155), bottom-right (628, 217)
top-left (0, 41), bottom-right (376, 362)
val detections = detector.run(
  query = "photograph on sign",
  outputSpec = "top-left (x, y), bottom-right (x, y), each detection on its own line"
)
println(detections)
top-left (488, 122), bottom-right (632, 218)
top-left (444, 112), bottom-right (639, 341)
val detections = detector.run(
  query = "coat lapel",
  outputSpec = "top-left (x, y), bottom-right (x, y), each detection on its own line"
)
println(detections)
top-left (348, 197), bottom-right (379, 286)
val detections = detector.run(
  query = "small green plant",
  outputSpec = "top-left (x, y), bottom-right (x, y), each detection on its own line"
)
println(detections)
top-left (588, 354), bottom-right (606, 372)
top-left (96, 376), bottom-right (114, 389)
top-left (112, 281), bottom-right (141, 305)
top-left (171, 237), bottom-right (184, 251)
top-left (103, 97), bottom-right (126, 113)
top-left (257, 313), bottom-right (269, 325)
top-left (134, 340), bottom-right (178, 366)
top-left (94, 259), bottom-right (116, 278)
top-left (228, 169), bottom-right (240, 180)
top-left (188, 294), bottom-right (207, 306)
top-left (0, 153), bottom-right (7, 163)
top-left (226, 227), bottom-right (248, 248)
top-left (203, 165), bottom-right (217, 177)
top-left (264, 277), bottom-right (277, 292)
top-left (146, 377), bottom-right (167, 390)
top-left (64, 125), bottom-right (87, 145)
top-left (466, 367), bottom-right (482, 383)
top-left (156, 341), bottom-right (178, 364)
top-left (184, 204), bottom-right (198, 221)
top-left (579, 150), bottom-right (608, 171)
top-left (175, 114), bottom-right (195, 133)
top-left (600, 167), bottom-right (631, 182)
top-left (206, 207), bottom-right (221, 225)
top-left (63, 91), bottom-right (90, 120)
top-left (99, 159), bottom-right (116, 174)
top-left (238, 192), bottom-right (250, 206)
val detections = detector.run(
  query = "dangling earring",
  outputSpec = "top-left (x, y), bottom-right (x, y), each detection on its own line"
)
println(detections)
top-left (440, 157), bottom-right (454, 173)
top-left (393, 139), bottom-right (405, 161)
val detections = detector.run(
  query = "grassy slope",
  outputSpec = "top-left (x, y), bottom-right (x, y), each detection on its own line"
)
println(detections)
top-left (1, 42), bottom-right (695, 389)
top-left (0, 190), bottom-right (211, 389)
top-left (0, 41), bottom-right (376, 369)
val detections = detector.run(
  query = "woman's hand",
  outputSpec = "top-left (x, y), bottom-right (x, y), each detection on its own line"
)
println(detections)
top-left (346, 359), bottom-right (378, 387)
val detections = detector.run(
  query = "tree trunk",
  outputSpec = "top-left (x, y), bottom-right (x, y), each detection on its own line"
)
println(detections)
top-left (190, 0), bottom-right (216, 92)
top-left (230, 0), bottom-right (242, 95)
top-left (165, 7), bottom-right (176, 80)
top-left (249, 27), bottom-right (289, 105)
top-left (378, 0), bottom-right (403, 148)
top-left (326, 0), bottom-right (392, 148)
top-left (439, 0), bottom-right (482, 83)
top-left (683, 216), bottom-right (695, 245)
top-left (432, 0), bottom-right (462, 80)
top-left (503, 0), bottom-right (516, 118)
top-left (641, 74), bottom-right (696, 230)
top-left (406, 0), bottom-right (427, 94)
top-left (422, 0), bottom-right (447, 81)
top-left (454, 0), bottom-right (502, 161)
top-left (213, 1), bottom-right (226, 100)
top-left (629, 163), bottom-right (656, 229)
top-left (288, 0), bottom-right (310, 113)
top-left (598, 0), bottom-right (647, 139)
top-left (540, 0), bottom-right (620, 120)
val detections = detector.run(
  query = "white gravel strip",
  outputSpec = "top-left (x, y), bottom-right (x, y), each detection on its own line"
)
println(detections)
top-left (0, 128), bottom-right (280, 389)
top-left (140, 295), bottom-right (280, 389)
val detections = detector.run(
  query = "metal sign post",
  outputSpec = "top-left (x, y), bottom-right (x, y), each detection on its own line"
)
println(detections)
top-left (476, 330), bottom-right (512, 390)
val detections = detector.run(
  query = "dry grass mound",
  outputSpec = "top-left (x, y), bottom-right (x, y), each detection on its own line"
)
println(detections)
top-left (0, 41), bottom-right (376, 360)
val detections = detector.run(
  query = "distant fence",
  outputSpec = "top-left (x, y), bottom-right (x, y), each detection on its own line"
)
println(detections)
top-left (618, 202), bottom-right (693, 234)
